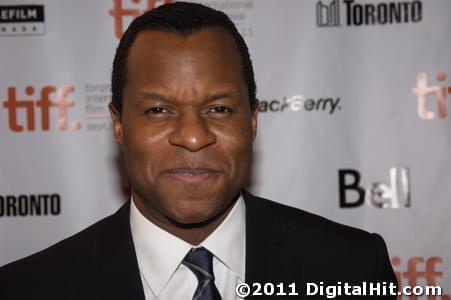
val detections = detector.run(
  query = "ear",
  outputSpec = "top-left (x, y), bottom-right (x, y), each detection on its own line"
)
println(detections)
top-left (251, 99), bottom-right (259, 141)
top-left (109, 103), bottom-right (123, 145)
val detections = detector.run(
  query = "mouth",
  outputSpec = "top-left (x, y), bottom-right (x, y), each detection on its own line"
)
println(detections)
top-left (162, 167), bottom-right (224, 183)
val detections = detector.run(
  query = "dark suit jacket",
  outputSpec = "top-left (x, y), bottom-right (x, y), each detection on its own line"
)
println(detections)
top-left (0, 191), bottom-right (397, 299)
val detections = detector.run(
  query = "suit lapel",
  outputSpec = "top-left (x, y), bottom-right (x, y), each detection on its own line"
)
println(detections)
top-left (243, 190), bottom-right (289, 284)
top-left (87, 202), bottom-right (145, 300)
top-left (83, 193), bottom-right (288, 299)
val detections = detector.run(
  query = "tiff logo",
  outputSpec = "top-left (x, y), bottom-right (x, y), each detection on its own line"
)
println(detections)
top-left (412, 72), bottom-right (450, 120)
top-left (391, 256), bottom-right (450, 300)
top-left (109, 0), bottom-right (174, 39)
top-left (1, 85), bottom-right (81, 132)
top-left (317, 0), bottom-right (340, 27)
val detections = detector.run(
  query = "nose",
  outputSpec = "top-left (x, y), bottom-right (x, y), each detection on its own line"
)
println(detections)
top-left (168, 111), bottom-right (216, 152)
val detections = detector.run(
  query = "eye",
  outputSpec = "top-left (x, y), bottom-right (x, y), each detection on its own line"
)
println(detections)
top-left (146, 107), bottom-right (168, 114)
top-left (209, 106), bottom-right (232, 113)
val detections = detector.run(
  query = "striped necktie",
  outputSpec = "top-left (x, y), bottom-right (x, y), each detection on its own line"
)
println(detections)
top-left (182, 247), bottom-right (222, 300)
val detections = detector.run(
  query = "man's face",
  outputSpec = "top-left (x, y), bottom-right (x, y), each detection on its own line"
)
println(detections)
top-left (110, 27), bottom-right (258, 225)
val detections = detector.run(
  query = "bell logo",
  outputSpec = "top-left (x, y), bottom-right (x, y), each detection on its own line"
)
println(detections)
top-left (1, 85), bottom-right (81, 132)
top-left (338, 168), bottom-right (411, 208)
top-left (412, 72), bottom-right (450, 120)
top-left (109, 0), bottom-right (174, 39)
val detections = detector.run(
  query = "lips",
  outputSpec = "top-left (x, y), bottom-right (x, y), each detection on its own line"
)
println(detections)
top-left (163, 167), bottom-right (223, 182)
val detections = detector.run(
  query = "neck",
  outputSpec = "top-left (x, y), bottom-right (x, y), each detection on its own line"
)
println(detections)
top-left (132, 193), bottom-right (238, 245)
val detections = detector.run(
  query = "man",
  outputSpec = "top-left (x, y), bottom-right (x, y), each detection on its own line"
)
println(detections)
top-left (0, 2), bottom-right (397, 299)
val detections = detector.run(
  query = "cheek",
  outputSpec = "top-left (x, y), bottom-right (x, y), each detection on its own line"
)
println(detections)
top-left (121, 124), bottom-right (170, 181)
top-left (215, 122), bottom-right (254, 173)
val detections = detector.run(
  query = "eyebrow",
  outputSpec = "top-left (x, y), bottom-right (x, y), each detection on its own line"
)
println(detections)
top-left (138, 92), bottom-right (171, 102)
top-left (138, 91), bottom-right (238, 103)
top-left (206, 92), bottom-right (238, 102)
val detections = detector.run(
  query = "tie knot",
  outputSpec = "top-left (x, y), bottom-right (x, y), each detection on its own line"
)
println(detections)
top-left (182, 247), bottom-right (215, 281)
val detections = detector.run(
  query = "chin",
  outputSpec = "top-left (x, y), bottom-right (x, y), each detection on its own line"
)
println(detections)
top-left (174, 206), bottom-right (215, 222)
top-left (168, 201), bottom-right (224, 225)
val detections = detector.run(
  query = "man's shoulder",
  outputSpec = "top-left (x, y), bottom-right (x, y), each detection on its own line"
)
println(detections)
top-left (244, 191), bottom-right (391, 272)
top-left (244, 192), bottom-right (397, 296)
top-left (245, 191), bottom-right (395, 278)
top-left (0, 202), bottom-right (130, 281)
top-left (246, 191), bottom-right (374, 240)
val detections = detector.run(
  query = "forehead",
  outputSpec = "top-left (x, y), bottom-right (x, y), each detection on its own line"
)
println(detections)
top-left (125, 27), bottom-right (245, 90)
top-left (128, 26), bottom-right (241, 61)
top-left (134, 25), bottom-right (238, 46)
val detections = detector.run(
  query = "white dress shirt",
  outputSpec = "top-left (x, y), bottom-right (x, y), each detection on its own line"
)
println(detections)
top-left (130, 195), bottom-right (246, 299)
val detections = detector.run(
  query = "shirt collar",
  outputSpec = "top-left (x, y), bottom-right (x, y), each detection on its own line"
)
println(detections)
top-left (201, 196), bottom-right (246, 280)
top-left (130, 199), bottom-right (191, 296)
top-left (130, 194), bottom-right (245, 296)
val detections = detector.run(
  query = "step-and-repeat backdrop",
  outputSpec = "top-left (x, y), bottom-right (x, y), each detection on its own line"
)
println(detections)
top-left (1, 0), bottom-right (450, 298)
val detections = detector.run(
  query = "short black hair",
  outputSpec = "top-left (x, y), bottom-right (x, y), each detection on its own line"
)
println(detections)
top-left (111, 1), bottom-right (257, 113)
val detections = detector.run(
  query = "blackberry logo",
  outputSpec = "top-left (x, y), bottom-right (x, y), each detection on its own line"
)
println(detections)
top-left (258, 95), bottom-right (341, 114)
